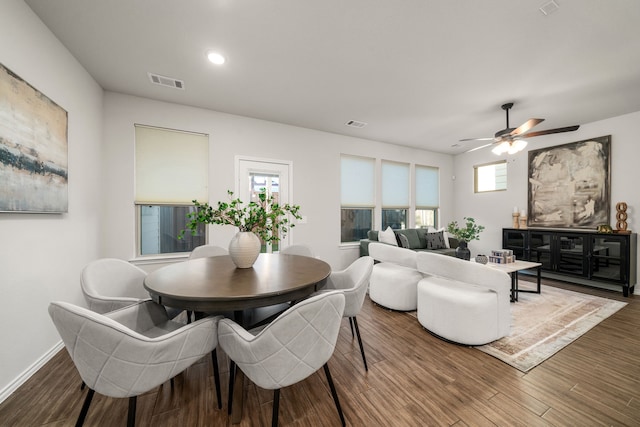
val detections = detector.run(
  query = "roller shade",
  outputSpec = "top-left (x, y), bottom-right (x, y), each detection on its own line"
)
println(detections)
top-left (135, 125), bottom-right (208, 204)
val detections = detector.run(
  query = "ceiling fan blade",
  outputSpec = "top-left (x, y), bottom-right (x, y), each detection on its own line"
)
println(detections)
top-left (517, 125), bottom-right (580, 139)
top-left (459, 137), bottom-right (495, 142)
top-left (510, 118), bottom-right (544, 137)
top-left (465, 143), bottom-right (494, 153)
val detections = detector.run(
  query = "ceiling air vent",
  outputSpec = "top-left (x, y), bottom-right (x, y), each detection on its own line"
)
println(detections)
top-left (148, 72), bottom-right (185, 90)
top-left (345, 120), bottom-right (367, 128)
top-left (539, 0), bottom-right (559, 16)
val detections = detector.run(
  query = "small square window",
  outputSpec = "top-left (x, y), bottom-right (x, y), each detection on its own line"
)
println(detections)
top-left (475, 161), bottom-right (507, 193)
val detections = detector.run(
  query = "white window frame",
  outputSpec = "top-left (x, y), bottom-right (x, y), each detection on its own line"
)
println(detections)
top-left (475, 160), bottom-right (507, 193)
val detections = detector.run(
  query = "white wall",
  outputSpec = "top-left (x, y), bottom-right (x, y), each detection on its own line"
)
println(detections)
top-left (0, 0), bottom-right (104, 399)
top-left (102, 92), bottom-right (454, 271)
top-left (452, 110), bottom-right (640, 294)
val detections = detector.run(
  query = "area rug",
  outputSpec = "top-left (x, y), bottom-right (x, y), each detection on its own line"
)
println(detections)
top-left (476, 284), bottom-right (626, 372)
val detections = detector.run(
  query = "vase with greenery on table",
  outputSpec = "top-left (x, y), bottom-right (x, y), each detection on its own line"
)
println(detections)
top-left (179, 189), bottom-right (302, 268)
top-left (446, 217), bottom-right (485, 261)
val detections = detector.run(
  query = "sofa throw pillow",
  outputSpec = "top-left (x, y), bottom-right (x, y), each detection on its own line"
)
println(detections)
top-left (437, 227), bottom-right (451, 248)
top-left (397, 233), bottom-right (410, 249)
top-left (379, 226), bottom-right (398, 246)
top-left (426, 231), bottom-right (447, 250)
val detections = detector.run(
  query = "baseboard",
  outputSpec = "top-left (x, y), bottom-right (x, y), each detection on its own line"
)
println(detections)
top-left (0, 341), bottom-right (64, 405)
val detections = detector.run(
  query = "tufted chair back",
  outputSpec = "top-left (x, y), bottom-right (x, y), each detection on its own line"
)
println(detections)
top-left (189, 244), bottom-right (229, 259)
top-left (80, 258), bottom-right (149, 314)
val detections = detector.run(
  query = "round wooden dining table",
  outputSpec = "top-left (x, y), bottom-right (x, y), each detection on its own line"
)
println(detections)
top-left (144, 253), bottom-right (332, 424)
top-left (144, 253), bottom-right (332, 313)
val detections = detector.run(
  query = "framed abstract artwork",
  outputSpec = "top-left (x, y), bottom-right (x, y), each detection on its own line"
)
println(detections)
top-left (0, 63), bottom-right (68, 213)
top-left (528, 135), bottom-right (611, 229)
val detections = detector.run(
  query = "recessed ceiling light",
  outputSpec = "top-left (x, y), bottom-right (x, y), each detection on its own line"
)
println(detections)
top-left (207, 51), bottom-right (226, 65)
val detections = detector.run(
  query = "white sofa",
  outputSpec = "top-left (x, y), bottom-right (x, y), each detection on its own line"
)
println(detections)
top-left (416, 252), bottom-right (511, 345)
top-left (368, 243), bottom-right (425, 311)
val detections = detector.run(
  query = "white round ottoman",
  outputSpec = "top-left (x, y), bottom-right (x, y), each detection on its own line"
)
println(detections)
top-left (369, 263), bottom-right (423, 311)
top-left (416, 277), bottom-right (502, 345)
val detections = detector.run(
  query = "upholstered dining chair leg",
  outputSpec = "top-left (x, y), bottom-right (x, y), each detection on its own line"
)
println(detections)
top-left (80, 381), bottom-right (85, 390)
top-left (352, 316), bottom-right (368, 371)
top-left (127, 396), bottom-right (137, 427)
top-left (272, 389), bottom-right (281, 427)
top-left (323, 364), bottom-right (346, 427)
top-left (75, 388), bottom-right (94, 427)
top-left (227, 360), bottom-right (236, 415)
top-left (211, 349), bottom-right (222, 409)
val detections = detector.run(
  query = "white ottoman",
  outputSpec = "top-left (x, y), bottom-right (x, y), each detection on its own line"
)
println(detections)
top-left (369, 263), bottom-right (423, 311)
top-left (416, 277), bottom-right (504, 345)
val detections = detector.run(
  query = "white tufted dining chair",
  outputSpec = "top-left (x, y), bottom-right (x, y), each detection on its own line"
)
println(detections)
top-left (49, 300), bottom-right (223, 426)
top-left (320, 256), bottom-right (374, 371)
top-left (279, 244), bottom-right (314, 257)
top-left (218, 291), bottom-right (346, 427)
top-left (189, 244), bottom-right (229, 259)
top-left (80, 258), bottom-right (150, 314)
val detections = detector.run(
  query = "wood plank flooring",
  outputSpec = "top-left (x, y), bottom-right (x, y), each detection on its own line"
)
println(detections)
top-left (1, 279), bottom-right (639, 426)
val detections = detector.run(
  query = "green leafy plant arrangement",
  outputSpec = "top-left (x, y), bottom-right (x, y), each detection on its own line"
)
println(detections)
top-left (446, 217), bottom-right (485, 242)
top-left (179, 189), bottom-right (302, 243)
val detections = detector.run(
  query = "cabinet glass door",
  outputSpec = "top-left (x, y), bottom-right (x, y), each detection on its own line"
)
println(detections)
top-left (557, 235), bottom-right (586, 275)
top-left (590, 236), bottom-right (624, 282)
top-left (530, 232), bottom-right (552, 270)
top-left (503, 229), bottom-right (527, 260)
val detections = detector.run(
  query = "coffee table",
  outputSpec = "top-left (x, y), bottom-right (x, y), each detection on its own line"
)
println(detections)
top-left (484, 260), bottom-right (542, 302)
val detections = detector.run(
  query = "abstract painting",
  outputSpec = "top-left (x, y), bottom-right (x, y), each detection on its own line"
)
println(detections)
top-left (0, 63), bottom-right (68, 212)
top-left (528, 136), bottom-right (610, 228)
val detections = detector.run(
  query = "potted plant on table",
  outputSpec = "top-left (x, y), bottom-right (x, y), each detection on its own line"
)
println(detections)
top-left (446, 217), bottom-right (485, 261)
top-left (179, 189), bottom-right (302, 268)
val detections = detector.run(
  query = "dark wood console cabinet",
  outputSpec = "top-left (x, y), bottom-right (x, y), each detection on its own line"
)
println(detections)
top-left (503, 228), bottom-right (637, 296)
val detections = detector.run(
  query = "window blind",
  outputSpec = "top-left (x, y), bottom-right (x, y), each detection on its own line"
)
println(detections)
top-left (340, 155), bottom-right (375, 207)
top-left (135, 125), bottom-right (208, 204)
top-left (415, 165), bottom-right (439, 207)
top-left (382, 161), bottom-right (409, 207)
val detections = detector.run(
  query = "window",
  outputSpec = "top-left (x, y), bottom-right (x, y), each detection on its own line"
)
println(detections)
top-left (381, 161), bottom-right (409, 230)
top-left (135, 125), bottom-right (209, 256)
top-left (475, 161), bottom-right (507, 193)
top-left (340, 156), bottom-right (442, 242)
top-left (340, 155), bottom-right (374, 243)
top-left (140, 205), bottom-right (204, 255)
top-left (415, 165), bottom-right (439, 228)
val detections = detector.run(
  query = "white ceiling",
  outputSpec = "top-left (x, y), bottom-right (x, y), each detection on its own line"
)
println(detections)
top-left (25, 0), bottom-right (640, 155)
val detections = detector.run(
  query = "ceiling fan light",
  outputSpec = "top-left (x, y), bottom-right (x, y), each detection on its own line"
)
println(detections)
top-left (508, 139), bottom-right (528, 154)
top-left (492, 141), bottom-right (510, 155)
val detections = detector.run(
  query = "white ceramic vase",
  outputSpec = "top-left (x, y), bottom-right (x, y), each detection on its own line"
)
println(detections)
top-left (228, 231), bottom-right (261, 268)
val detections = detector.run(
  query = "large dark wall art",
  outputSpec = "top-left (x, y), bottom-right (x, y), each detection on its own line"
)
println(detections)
top-left (528, 135), bottom-right (610, 229)
top-left (0, 63), bottom-right (68, 212)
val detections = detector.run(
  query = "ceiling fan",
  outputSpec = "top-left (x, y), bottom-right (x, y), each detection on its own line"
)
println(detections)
top-left (460, 102), bottom-right (580, 154)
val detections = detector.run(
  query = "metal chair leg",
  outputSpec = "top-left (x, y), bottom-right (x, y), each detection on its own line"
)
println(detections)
top-left (228, 360), bottom-right (236, 415)
top-left (271, 389), bottom-right (280, 427)
top-left (75, 388), bottom-right (94, 427)
top-left (211, 349), bottom-right (222, 409)
top-left (127, 396), bottom-right (136, 427)
top-left (348, 317), bottom-right (354, 338)
top-left (352, 316), bottom-right (368, 371)
top-left (323, 364), bottom-right (346, 427)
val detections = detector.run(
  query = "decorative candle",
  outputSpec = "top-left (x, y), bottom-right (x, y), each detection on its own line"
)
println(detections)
top-left (513, 206), bottom-right (518, 213)
top-left (520, 209), bottom-right (527, 217)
